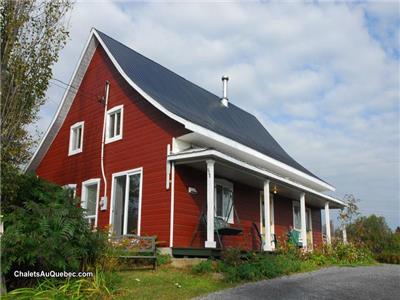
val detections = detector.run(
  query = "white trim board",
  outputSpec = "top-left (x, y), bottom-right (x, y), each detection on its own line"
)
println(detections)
top-left (26, 28), bottom-right (334, 194)
top-left (168, 149), bottom-right (345, 208)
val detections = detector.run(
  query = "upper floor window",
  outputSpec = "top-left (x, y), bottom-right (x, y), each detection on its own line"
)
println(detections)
top-left (106, 105), bottom-right (123, 144)
top-left (69, 121), bottom-right (84, 156)
top-left (215, 179), bottom-right (234, 224)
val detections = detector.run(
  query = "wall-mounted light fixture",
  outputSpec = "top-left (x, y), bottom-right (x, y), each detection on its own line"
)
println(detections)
top-left (272, 185), bottom-right (278, 194)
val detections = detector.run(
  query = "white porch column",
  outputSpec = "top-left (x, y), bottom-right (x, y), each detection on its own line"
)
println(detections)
top-left (263, 180), bottom-right (272, 251)
top-left (324, 201), bottom-right (331, 245)
top-left (205, 160), bottom-right (216, 248)
top-left (342, 226), bottom-right (348, 244)
top-left (300, 192), bottom-right (307, 249)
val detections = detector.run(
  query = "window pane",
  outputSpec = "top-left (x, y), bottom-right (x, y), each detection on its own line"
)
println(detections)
top-left (127, 173), bottom-right (140, 234)
top-left (109, 113), bottom-right (115, 138)
top-left (222, 188), bottom-right (232, 221)
top-left (294, 205), bottom-right (301, 229)
top-left (77, 127), bottom-right (82, 149)
top-left (216, 185), bottom-right (223, 217)
top-left (72, 128), bottom-right (77, 150)
top-left (116, 112), bottom-right (121, 136)
top-left (85, 184), bottom-right (97, 216)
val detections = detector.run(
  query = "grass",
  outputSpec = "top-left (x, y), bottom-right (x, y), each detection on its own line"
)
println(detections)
top-left (115, 266), bottom-right (234, 300)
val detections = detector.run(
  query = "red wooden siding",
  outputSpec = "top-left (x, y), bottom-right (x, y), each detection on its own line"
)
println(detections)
top-left (311, 208), bottom-right (323, 248)
top-left (273, 195), bottom-right (294, 245)
top-left (36, 45), bottom-right (187, 246)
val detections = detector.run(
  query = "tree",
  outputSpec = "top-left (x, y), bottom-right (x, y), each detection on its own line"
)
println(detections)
top-left (1, 0), bottom-right (72, 214)
top-left (1, 0), bottom-right (72, 168)
top-left (338, 194), bottom-right (360, 229)
top-left (346, 215), bottom-right (393, 254)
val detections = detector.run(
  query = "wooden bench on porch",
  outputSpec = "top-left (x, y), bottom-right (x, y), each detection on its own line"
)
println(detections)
top-left (109, 234), bottom-right (157, 270)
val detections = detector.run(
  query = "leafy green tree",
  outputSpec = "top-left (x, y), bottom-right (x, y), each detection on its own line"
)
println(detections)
top-left (1, 0), bottom-right (72, 217)
top-left (1, 0), bottom-right (72, 168)
top-left (346, 215), bottom-right (392, 254)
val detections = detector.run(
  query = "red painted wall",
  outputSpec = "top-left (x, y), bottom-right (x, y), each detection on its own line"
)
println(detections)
top-left (36, 45), bottom-right (187, 246)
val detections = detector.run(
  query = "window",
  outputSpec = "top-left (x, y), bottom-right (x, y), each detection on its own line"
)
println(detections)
top-left (293, 202), bottom-right (301, 230)
top-left (293, 202), bottom-right (312, 231)
top-left (106, 105), bottom-right (123, 143)
top-left (111, 168), bottom-right (142, 235)
top-left (63, 184), bottom-right (77, 199)
top-left (82, 179), bottom-right (100, 228)
top-left (214, 179), bottom-right (234, 223)
top-left (69, 121), bottom-right (84, 155)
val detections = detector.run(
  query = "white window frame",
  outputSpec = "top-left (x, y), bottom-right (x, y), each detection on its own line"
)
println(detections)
top-left (63, 183), bottom-right (77, 199)
top-left (81, 178), bottom-right (100, 228)
top-left (105, 105), bottom-right (124, 144)
top-left (109, 167), bottom-right (143, 235)
top-left (214, 178), bottom-right (234, 224)
top-left (68, 121), bottom-right (84, 156)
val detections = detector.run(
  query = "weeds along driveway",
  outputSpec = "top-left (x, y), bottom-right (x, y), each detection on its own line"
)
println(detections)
top-left (197, 265), bottom-right (400, 300)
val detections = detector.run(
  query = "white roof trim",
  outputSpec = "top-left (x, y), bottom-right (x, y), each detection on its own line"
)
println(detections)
top-left (26, 29), bottom-right (334, 193)
top-left (168, 149), bottom-right (344, 207)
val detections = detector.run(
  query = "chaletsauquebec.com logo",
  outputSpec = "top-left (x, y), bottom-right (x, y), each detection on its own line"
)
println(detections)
top-left (14, 270), bottom-right (93, 278)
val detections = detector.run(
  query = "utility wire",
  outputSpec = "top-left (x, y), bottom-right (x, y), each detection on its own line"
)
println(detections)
top-left (49, 78), bottom-right (102, 101)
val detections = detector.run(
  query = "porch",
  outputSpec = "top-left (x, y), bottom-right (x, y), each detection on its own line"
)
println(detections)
top-left (167, 147), bottom-right (346, 253)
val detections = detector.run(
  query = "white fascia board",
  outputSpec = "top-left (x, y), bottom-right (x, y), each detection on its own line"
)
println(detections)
top-left (168, 149), bottom-right (344, 207)
top-left (26, 28), bottom-right (334, 195)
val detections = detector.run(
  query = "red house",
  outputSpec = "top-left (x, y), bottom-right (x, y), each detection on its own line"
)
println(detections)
top-left (27, 29), bottom-right (345, 256)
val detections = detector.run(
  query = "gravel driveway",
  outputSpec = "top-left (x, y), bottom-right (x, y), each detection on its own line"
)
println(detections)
top-left (197, 265), bottom-right (400, 300)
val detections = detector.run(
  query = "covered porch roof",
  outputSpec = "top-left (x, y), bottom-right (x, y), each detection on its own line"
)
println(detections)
top-left (168, 148), bottom-right (345, 209)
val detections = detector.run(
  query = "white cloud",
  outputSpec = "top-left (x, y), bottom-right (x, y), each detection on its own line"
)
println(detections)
top-left (32, 0), bottom-right (399, 228)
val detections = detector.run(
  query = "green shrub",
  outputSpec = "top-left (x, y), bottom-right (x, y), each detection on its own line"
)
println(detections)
top-left (192, 260), bottom-right (214, 274)
top-left (375, 252), bottom-right (400, 264)
top-left (157, 253), bottom-right (172, 266)
top-left (1, 174), bottom-right (108, 289)
top-left (220, 247), bottom-right (243, 267)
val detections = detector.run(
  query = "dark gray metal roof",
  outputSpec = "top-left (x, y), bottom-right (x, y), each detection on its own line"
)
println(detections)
top-left (96, 30), bottom-right (321, 181)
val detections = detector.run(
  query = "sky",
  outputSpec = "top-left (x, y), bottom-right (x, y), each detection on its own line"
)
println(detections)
top-left (33, 0), bottom-right (400, 229)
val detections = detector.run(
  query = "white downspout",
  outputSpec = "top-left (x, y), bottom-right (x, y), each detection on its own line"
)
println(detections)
top-left (101, 81), bottom-right (110, 200)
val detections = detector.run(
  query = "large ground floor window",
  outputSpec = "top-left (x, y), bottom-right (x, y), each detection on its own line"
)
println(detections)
top-left (110, 168), bottom-right (143, 236)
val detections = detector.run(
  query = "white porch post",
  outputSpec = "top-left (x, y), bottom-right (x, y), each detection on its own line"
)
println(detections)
top-left (342, 226), bottom-right (348, 244)
top-left (263, 180), bottom-right (272, 251)
top-left (205, 159), bottom-right (216, 248)
top-left (300, 192), bottom-right (307, 249)
top-left (324, 201), bottom-right (331, 245)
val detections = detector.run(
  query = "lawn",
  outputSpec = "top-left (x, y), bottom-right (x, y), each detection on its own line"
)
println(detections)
top-left (115, 266), bottom-right (234, 300)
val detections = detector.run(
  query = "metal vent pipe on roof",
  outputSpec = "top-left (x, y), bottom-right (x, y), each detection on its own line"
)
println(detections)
top-left (221, 75), bottom-right (229, 107)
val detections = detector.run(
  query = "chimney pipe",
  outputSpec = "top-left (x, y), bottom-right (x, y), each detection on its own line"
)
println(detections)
top-left (221, 75), bottom-right (229, 107)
